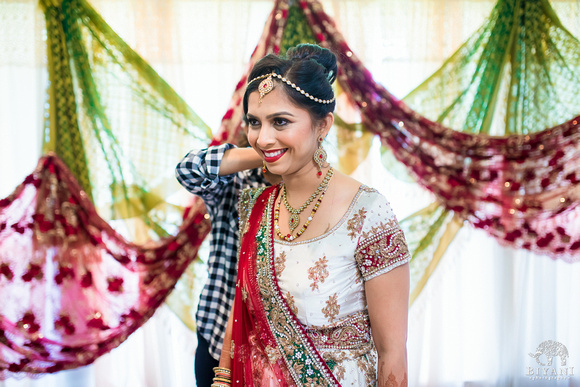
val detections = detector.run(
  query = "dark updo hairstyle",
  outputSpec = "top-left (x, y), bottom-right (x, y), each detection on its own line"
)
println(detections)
top-left (243, 44), bottom-right (337, 123)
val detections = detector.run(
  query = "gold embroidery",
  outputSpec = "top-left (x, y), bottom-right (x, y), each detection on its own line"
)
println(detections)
top-left (334, 364), bottom-right (346, 382)
top-left (284, 291), bottom-right (298, 315)
top-left (354, 267), bottom-right (363, 284)
top-left (321, 346), bottom-right (377, 384)
top-left (322, 293), bottom-right (340, 322)
top-left (308, 255), bottom-right (329, 291)
top-left (307, 311), bottom-right (371, 350)
top-left (238, 187), bottom-right (267, 237)
top-left (275, 251), bottom-right (287, 276)
top-left (242, 288), bottom-right (248, 302)
top-left (321, 345), bottom-right (375, 363)
top-left (347, 208), bottom-right (367, 240)
top-left (356, 353), bottom-right (376, 386)
top-left (253, 191), bottom-right (334, 386)
top-left (356, 220), bottom-right (410, 281)
top-left (265, 345), bottom-right (282, 363)
top-left (238, 189), bottom-right (252, 236)
top-left (292, 360), bottom-right (304, 376)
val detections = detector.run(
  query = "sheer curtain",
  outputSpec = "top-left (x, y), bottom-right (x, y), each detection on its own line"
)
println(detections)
top-left (1, 0), bottom-right (579, 386)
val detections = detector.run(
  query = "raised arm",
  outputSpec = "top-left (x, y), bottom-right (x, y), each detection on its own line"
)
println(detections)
top-left (219, 147), bottom-right (262, 176)
top-left (175, 144), bottom-right (263, 208)
top-left (366, 264), bottom-right (409, 386)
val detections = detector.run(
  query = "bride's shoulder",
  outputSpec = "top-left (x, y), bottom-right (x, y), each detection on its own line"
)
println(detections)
top-left (332, 172), bottom-right (363, 195)
top-left (334, 173), bottom-right (391, 210)
top-left (333, 173), bottom-right (381, 201)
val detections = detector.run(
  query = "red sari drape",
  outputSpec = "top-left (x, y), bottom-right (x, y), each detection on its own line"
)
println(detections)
top-left (230, 186), bottom-right (340, 387)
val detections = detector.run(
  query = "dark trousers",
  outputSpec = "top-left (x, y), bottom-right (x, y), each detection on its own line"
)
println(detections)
top-left (195, 332), bottom-right (219, 387)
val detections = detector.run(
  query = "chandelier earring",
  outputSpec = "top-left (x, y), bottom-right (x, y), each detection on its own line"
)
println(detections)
top-left (313, 136), bottom-right (328, 177)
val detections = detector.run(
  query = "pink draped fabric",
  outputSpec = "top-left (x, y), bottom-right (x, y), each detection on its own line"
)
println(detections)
top-left (0, 154), bottom-right (210, 378)
top-left (215, 0), bottom-right (580, 261)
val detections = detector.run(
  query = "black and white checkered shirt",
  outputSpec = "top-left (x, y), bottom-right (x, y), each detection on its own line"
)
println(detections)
top-left (175, 143), bottom-right (266, 360)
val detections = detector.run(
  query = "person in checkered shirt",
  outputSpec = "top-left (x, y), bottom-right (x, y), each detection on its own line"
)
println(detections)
top-left (175, 143), bottom-right (274, 386)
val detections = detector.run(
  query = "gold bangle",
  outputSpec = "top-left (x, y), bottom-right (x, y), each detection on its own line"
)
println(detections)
top-left (210, 383), bottom-right (231, 387)
top-left (213, 377), bottom-right (231, 383)
top-left (213, 367), bottom-right (231, 374)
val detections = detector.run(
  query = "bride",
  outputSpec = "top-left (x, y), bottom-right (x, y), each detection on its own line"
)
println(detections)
top-left (205, 44), bottom-right (410, 387)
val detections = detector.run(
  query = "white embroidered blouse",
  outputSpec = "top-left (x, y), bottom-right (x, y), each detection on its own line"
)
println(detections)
top-left (273, 186), bottom-right (410, 386)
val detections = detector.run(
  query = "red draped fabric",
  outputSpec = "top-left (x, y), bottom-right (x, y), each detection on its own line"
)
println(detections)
top-left (0, 154), bottom-right (210, 378)
top-left (301, 1), bottom-right (580, 260)
top-left (231, 186), bottom-right (295, 386)
top-left (231, 186), bottom-right (340, 386)
top-left (216, 0), bottom-right (580, 261)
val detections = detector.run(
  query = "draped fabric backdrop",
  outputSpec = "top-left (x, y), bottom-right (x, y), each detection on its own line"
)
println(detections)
top-left (1, 0), bottom-right (580, 386)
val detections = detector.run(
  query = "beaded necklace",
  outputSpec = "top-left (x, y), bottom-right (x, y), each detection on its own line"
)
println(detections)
top-left (282, 167), bottom-right (334, 232)
top-left (275, 168), bottom-right (334, 242)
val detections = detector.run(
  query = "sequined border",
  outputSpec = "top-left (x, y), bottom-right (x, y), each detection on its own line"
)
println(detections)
top-left (306, 311), bottom-right (372, 350)
top-left (255, 190), bottom-right (340, 387)
top-left (355, 220), bottom-right (411, 281)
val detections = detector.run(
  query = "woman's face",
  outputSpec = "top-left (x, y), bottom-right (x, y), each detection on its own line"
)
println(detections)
top-left (245, 85), bottom-right (328, 178)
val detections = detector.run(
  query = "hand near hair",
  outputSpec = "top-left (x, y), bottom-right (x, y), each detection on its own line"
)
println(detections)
top-left (219, 147), bottom-right (281, 185)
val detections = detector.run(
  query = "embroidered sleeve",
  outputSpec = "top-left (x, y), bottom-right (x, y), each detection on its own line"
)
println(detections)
top-left (355, 194), bottom-right (410, 281)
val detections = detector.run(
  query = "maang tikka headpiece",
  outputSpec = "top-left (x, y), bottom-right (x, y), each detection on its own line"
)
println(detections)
top-left (257, 74), bottom-right (274, 104)
top-left (248, 72), bottom-right (335, 105)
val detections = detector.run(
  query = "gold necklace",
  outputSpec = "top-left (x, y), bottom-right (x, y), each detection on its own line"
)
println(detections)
top-left (275, 168), bottom-right (334, 241)
top-left (282, 167), bottom-right (334, 232)
top-left (275, 185), bottom-right (330, 242)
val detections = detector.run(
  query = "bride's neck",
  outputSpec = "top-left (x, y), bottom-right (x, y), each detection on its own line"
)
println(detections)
top-left (281, 166), bottom-right (333, 201)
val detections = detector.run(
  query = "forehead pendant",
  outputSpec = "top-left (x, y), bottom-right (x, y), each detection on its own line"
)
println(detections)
top-left (258, 74), bottom-right (274, 104)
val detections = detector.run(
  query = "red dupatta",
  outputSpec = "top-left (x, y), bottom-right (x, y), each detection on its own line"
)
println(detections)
top-left (230, 186), bottom-right (340, 387)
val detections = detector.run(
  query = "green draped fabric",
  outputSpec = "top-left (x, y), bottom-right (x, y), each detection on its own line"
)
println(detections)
top-left (389, 0), bottom-right (580, 304)
top-left (41, 0), bottom-right (213, 330)
top-left (280, 4), bottom-right (317, 54)
top-left (404, 0), bottom-right (580, 135)
top-left (43, 0), bottom-right (93, 201)
top-left (41, 0), bottom-right (212, 239)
